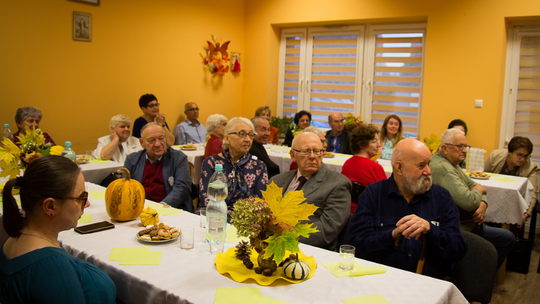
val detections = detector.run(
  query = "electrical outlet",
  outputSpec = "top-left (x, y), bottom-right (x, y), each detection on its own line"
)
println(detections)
top-left (475, 99), bottom-right (483, 108)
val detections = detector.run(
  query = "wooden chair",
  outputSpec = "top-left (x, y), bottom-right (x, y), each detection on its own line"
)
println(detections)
top-left (188, 162), bottom-right (199, 211)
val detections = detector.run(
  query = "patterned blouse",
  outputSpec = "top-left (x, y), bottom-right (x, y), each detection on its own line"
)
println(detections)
top-left (380, 137), bottom-right (394, 160)
top-left (198, 153), bottom-right (268, 218)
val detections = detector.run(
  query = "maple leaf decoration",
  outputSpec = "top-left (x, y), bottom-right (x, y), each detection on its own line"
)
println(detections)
top-left (262, 181), bottom-right (318, 227)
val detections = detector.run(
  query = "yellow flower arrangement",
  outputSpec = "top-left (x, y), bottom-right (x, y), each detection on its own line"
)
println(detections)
top-left (423, 133), bottom-right (441, 154)
top-left (0, 126), bottom-right (63, 179)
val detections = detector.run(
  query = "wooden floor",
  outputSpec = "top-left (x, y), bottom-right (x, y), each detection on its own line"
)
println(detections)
top-left (489, 234), bottom-right (540, 304)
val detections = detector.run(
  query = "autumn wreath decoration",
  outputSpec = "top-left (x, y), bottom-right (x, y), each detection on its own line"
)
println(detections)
top-left (201, 34), bottom-right (231, 76)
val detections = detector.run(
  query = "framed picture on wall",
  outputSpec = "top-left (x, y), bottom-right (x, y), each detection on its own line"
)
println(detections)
top-left (69, 0), bottom-right (100, 5)
top-left (73, 12), bottom-right (92, 42)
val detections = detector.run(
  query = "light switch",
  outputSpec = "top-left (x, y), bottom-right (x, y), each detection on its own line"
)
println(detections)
top-left (475, 99), bottom-right (483, 108)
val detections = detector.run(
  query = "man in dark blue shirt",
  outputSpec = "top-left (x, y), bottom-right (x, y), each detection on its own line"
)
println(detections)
top-left (349, 138), bottom-right (467, 279)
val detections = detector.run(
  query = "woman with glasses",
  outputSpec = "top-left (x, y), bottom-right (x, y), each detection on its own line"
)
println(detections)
top-left (204, 114), bottom-right (228, 158)
top-left (284, 110), bottom-right (312, 147)
top-left (0, 156), bottom-right (116, 303)
top-left (485, 136), bottom-right (538, 227)
top-left (341, 123), bottom-right (387, 213)
top-left (132, 93), bottom-right (175, 145)
top-left (198, 117), bottom-right (268, 220)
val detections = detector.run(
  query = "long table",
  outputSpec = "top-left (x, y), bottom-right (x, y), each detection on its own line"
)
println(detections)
top-left (58, 182), bottom-right (468, 304)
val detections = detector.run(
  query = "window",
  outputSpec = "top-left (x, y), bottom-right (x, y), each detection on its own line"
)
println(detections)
top-left (501, 24), bottom-right (540, 161)
top-left (277, 23), bottom-right (426, 135)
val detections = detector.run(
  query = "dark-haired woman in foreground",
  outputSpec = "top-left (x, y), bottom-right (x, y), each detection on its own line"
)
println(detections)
top-left (0, 155), bottom-right (116, 304)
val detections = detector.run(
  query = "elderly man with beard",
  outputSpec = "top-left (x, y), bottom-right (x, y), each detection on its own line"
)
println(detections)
top-left (349, 139), bottom-right (467, 279)
top-left (431, 128), bottom-right (516, 268)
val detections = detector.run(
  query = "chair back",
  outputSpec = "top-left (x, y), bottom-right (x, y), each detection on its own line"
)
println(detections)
top-left (188, 162), bottom-right (199, 211)
top-left (350, 182), bottom-right (366, 206)
top-left (450, 230), bottom-right (497, 303)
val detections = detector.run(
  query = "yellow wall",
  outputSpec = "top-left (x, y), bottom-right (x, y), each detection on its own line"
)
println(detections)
top-left (242, 0), bottom-right (540, 153)
top-left (2, 0), bottom-right (540, 155)
top-left (0, 0), bottom-right (246, 152)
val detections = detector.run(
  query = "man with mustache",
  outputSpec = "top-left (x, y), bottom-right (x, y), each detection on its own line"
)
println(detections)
top-left (124, 123), bottom-right (193, 212)
top-left (431, 128), bottom-right (515, 268)
top-left (349, 138), bottom-right (467, 279)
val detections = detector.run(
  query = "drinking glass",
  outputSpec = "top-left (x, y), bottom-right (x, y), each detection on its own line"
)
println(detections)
top-left (199, 208), bottom-right (207, 228)
top-left (180, 227), bottom-right (194, 250)
top-left (339, 245), bottom-right (355, 270)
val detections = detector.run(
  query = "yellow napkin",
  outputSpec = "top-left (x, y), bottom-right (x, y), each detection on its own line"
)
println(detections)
top-left (383, 167), bottom-right (392, 172)
top-left (110, 247), bottom-right (149, 261)
top-left (335, 153), bottom-right (349, 158)
top-left (214, 287), bottom-right (293, 304)
top-left (145, 202), bottom-right (182, 216)
top-left (226, 227), bottom-right (249, 243)
top-left (88, 190), bottom-right (106, 200)
top-left (341, 294), bottom-right (391, 304)
top-left (493, 177), bottom-right (517, 183)
top-left (89, 159), bottom-right (110, 164)
top-left (325, 160), bottom-right (345, 165)
top-left (322, 261), bottom-right (386, 278)
top-left (78, 214), bottom-right (93, 223)
top-left (120, 251), bottom-right (162, 265)
top-left (172, 145), bottom-right (183, 149)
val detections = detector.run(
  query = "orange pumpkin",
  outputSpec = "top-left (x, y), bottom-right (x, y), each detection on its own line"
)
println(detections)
top-left (105, 168), bottom-right (145, 221)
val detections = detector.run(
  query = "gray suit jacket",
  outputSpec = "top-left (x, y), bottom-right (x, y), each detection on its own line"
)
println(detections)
top-left (270, 164), bottom-right (352, 251)
top-left (124, 146), bottom-right (193, 212)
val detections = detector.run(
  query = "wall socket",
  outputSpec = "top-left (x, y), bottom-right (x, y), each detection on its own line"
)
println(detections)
top-left (475, 99), bottom-right (483, 108)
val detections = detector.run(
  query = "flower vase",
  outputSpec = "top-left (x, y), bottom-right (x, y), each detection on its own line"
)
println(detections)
top-left (257, 248), bottom-right (277, 272)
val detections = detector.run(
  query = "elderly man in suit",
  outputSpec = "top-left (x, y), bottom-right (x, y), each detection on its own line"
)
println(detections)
top-left (271, 132), bottom-right (351, 251)
top-left (125, 122), bottom-right (193, 212)
top-left (326, 112), bottom-right (352, 154)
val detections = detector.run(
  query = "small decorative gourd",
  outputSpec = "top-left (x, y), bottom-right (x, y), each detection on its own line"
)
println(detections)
top-left (140, 207), bottom-right (159, 226)
top-left (105, 168), bottom-right (145, 221)
top-left (283, 254), bottom-right (311, 280)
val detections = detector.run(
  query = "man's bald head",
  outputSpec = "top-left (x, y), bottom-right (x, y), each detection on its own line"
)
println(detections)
top-left (392, 138), bottom-right (433, 198)
top-left (391, 138), bottom-right (430, 167)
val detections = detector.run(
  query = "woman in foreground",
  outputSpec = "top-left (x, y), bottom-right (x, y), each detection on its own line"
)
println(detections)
top-left (0, 155), bottom-right (116, 303)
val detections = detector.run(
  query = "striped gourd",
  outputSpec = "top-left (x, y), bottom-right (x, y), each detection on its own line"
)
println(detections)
top-left (105, 168), bottom-right (145, 221)
top-left (283, 258), bottom-right (310, 280)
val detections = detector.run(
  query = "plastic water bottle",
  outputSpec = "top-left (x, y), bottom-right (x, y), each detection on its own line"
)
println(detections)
top-left (61, 141), bottom-right (77, 162)
top-left (2, 124), bottom-right (13, 144)
top-left (404, 132), bottom-right (410, 139)
top-left (206, 164), bottom-right (228, 250)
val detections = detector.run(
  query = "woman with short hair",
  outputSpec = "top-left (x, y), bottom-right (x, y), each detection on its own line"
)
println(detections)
top-left (379, 114), bottom-right (403, 160)
top-left (93, 114), bottom-right (142, 163)
top-left (342, 123), bottom-right (387, 213)
top-left (199, 117), bottom-right (268, 219)
top-left (484, 136), bottom-right (538, 227)
top-left (0, 156), bottom-right (116, 303)
top-left (283, 110), bottom-right (311, 147)
top-left (13, 106), bottom-right (55, 147)
top-left (204, 114), bottom-right (228, 159)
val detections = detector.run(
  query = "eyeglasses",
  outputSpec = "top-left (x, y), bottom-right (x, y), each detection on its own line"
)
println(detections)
top-left (516, 153), bottom-right (531, 159)
top-left (146, 103), bottom-right (160, 109)
top-left (186, 108), bottom-right (200, 112)
top-left (57, 191), bottom-right (88, 208)
top-left (228, 131), bottom-right (255, 139)
top-left (291, 149), bottom-right (325, 157)
top-left (445, 143), bottom-right (471, 151)
top-left (220, 122), bottom-right (227, 127)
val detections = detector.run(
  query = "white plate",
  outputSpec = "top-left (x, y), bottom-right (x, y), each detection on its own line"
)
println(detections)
top-left (76, 160), bottom-right (90, 165)
top-left (181, 147), bottom-right (197, 151)
top-left (323, 154), bottom-right (335, 158)
top-left (470, 176), bottom-right (490, 180)
top-left (135, 233), bottom-right (179, 243)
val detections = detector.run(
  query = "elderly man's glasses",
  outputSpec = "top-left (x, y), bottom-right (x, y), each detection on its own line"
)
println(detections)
top-left (292, 149), bottom-right (325, 157)
top-left (516, 153), bottom-right (531, 159)
top-left (445, 143), bottom-right (471, 151)
top-left (186, 108), bottom-right (200, 112)
top-left (228, 131), bottom-right (255, 139)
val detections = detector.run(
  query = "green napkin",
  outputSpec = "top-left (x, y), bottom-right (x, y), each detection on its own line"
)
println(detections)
top-left (89, 159), bottom-right (110, 164)
top-left (341, 294), bottom-right (391, 304)
top-left (144, 202), bottom-right (182, 216)
top-left (78, 214), bottom-right (93, 223)
top-left (226, 227), bottom-right (249, 243)
top-left (88, 190), bottom-right (106, 200)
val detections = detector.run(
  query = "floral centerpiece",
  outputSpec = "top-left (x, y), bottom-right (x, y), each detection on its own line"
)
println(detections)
top-left (344, 113), bottom-right (363, 132)
top-left (231, 182), bottom-right (319, 267)
top-left (0, 126), bottom-right (63, 179)
top-left (423, 133), bottom-right (441, 154)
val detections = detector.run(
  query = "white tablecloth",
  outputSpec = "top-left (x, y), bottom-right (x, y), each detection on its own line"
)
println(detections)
top-left (171, 147), bottom-right (205, 184)
top-left (79, 161), bottom-right (124, 184)
top-left (58, 182), bottom-right (467, 304)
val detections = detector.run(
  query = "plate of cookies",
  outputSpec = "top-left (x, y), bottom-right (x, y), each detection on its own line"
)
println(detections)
top-left (180, 144), bottom-right (197, 151)
top-left (469, 171), bottom-right (490, 180)
top-left (323, 152), bottom-right (335, 158)
top-left (136, 223), bottom-right (180, 243)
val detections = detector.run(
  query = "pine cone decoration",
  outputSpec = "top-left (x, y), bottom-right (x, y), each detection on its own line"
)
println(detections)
top-left (235, 241), bottom-right (252, 260)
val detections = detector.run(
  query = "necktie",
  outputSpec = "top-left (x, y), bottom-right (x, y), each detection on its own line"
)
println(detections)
top-left (296, 176), bottom-right (308, 190)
